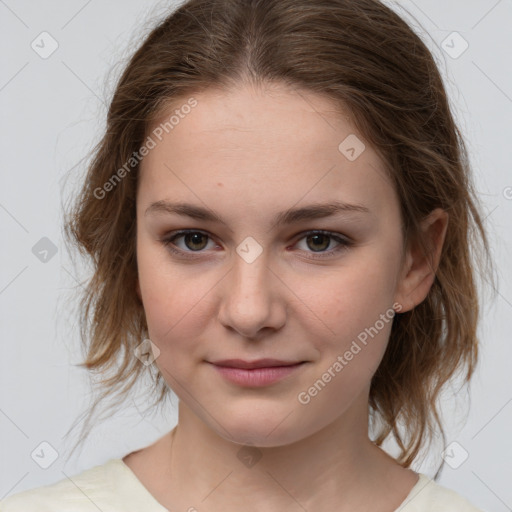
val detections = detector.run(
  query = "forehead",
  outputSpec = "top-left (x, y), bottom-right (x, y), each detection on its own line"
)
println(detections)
top-left (148, 82), bottom-right (355, 157)
top-left (138, 83), bottom-right (396, 220)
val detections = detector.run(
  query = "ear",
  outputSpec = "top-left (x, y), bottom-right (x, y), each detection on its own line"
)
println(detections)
top-left (394, 208), bottom-right (448, 313)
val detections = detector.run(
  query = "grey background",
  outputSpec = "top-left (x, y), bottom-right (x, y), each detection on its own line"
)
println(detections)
top-left (0, 1), bottom-right (511, 510)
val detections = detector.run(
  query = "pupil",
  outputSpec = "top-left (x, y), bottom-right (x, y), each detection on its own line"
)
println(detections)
top-left (308, 234), bottom-right (329, 252)
top-left (187, 233), bottom-right (207, 251)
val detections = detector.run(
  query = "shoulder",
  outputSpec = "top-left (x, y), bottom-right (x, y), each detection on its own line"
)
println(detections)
top-left (396, 473), bottom-right (483, 512)
top-left (0, 459), bottom-right (128, 512)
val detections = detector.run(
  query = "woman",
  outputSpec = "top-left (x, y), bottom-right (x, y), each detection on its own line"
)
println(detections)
top-left (1, 0), bottom-right (492, 510)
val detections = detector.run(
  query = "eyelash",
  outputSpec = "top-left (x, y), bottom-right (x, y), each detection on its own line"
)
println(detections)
top-left (160, 229), bottom-right (352, 260)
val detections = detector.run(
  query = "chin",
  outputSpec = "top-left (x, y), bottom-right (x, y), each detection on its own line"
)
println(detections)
top-left (209, 409), bottom-right (312, 448)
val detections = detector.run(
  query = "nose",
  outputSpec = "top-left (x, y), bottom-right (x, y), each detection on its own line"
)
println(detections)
top-left (216, 248), bottom-right (287, 340)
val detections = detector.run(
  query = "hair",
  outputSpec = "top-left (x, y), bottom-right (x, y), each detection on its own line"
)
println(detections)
top-left (63, 0), bottom-right (494, 473)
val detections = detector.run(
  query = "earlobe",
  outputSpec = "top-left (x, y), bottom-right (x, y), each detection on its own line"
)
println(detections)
top-left (394, 208), bottom-right (449, 313)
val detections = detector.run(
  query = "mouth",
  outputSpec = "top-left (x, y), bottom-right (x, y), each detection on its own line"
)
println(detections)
top-left (207, 359), bottom-right (307, 387)
top-left (209, 358), bottom-right (305, 369)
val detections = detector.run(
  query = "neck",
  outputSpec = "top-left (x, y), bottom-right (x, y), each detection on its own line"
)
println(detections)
top-left (152, 392), bottom-right (415, 511)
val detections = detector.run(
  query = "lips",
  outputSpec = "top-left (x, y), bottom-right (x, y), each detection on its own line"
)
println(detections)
top-left (208, 359), bottom-right (307, 387)
top-left (210, 358), bottom-right (304, 369)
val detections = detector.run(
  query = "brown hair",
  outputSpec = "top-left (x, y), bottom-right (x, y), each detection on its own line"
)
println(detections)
top-left (63, 0), bottom-right (494, 472)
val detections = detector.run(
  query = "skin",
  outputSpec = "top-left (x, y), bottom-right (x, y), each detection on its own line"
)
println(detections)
top-left (126, 81), bottom-right (448, 512)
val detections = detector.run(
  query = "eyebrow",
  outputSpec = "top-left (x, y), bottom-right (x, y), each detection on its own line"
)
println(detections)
top-left (145, 199), bottom-right (370, 227)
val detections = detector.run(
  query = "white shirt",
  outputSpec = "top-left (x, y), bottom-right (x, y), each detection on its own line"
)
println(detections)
top-left (0, 458), bottom-right (483, 511)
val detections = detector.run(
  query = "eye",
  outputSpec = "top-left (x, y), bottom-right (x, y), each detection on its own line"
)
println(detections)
top-left (293, 230), bottom-right (352, 259)
top-left (161, 230), bottom-right (217, 257)
top-left (160, 229), bottom-right (352, 260)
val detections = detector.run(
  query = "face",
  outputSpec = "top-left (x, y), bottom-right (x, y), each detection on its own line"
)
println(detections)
top-left (135, 82), bottom-right (407, 447)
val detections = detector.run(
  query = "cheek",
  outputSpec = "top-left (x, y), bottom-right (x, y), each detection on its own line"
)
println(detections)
top-left (308, 255), bottom-right (398, 339)
top-left (295, 271), bottom-right (396, 416)
top-left (136, 239), bottom-right (213, 361)
top-left (298, 249), bottom-right (400, 383)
